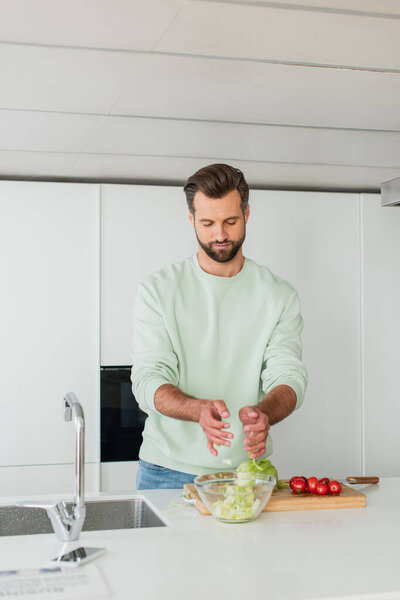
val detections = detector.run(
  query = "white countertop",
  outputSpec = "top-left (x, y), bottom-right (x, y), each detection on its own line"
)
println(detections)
top-left (0, 479), bottom-right (399, 600)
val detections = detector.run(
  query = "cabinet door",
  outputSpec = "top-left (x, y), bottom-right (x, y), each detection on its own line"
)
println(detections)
top-left (101, 184), bottom-right (196, 366)
top-left (362, 194), bottom-right (400, 476)
top-left (0, 181), bottom-right (100, 469)
top-left (246, 191), bottom-right (362, 479)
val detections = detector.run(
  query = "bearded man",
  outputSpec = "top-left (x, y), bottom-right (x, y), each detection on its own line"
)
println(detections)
top-left (131, 163), bottom-right (308, 489)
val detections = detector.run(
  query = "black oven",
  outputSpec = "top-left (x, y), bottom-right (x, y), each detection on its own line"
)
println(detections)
top-left (100, 366), bottom-right (147, 462)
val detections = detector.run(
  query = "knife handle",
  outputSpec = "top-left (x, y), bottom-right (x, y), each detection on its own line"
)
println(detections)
top-left (346, 476), bottom-right (379, 484)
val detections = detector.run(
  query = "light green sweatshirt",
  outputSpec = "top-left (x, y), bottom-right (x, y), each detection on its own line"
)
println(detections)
top-left (130, 254), bottom-right (307, 476)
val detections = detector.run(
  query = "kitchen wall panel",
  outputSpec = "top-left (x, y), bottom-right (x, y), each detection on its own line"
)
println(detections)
top-left (362, 194), bottom-right (400, 477)
top-left (246, 191), bottom-right (362, 479)
top-left (100, 184), bottom-right (197, 366)
top-left (0, 181), bottom-right (100, 474)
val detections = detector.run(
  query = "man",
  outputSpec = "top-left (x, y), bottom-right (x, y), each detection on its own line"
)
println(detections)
top-left (131, 164), bottom-right (307, 489)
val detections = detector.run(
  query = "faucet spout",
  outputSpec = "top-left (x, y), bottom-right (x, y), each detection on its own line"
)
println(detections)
top-left (64, 392), bottom-right (85, 511)
top-left (16, 393), bottom-right (86, 542)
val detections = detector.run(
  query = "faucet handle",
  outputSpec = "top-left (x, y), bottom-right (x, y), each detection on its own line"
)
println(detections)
top-left (16, 499), bottom-right (60, 510)
top-left (15, 499), bottom-right (70, 522)
top-left (15, 499), bottom-right (81, 542)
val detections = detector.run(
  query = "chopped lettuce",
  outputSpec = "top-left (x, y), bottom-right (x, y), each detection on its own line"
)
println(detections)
top-left (209, 466), bottom-right (277, 522)
top-left (207, 455), bottom-right (283, 521)
top-left (212, 484), bottom-right (260, 521)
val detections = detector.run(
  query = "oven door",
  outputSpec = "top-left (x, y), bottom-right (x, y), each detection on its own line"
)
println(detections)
top-left (101, 366), bottom-right (147, 462)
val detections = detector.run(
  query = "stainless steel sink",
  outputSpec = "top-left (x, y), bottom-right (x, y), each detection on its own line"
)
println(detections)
top-left (0, 498), bottom-right (166, 537)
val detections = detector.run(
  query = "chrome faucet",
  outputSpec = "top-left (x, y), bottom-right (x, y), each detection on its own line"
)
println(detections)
top-left (16, 393), bottom-right (86, 541)
top-left (64, 392), bottom-right (85, 514)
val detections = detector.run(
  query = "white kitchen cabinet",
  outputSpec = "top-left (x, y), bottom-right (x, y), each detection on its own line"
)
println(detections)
top-left (0, 464), bottom-right (99, 496)
top-left (100, 184), bottom-right (197, 366)
top-left (246, 191), bottom-right (362, 479)
top-left (362, 194), bottom-right (400, 477)
top-left (100, 461), bottom-right (138, 492)
top-left (0, 181), bottom-right (100, 493)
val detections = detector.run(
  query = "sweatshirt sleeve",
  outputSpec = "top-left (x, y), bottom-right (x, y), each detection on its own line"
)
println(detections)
top-left (260, 288), bottom-right (308, 409)
top-left (130, 281), bottom-right (179, 413)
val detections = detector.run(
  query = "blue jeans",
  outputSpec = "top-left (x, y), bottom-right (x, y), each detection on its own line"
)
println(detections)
top-left (136, 459), bottom-right (196, 490)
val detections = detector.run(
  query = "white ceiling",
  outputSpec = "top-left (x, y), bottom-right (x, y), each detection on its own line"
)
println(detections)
top-left (0, 0), bottom-right (399, 190)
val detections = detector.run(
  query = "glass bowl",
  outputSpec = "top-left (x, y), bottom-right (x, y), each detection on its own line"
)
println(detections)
top-left (194, 471), bottom-right (276, 523)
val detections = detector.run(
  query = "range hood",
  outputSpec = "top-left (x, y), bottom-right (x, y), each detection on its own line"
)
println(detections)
top-left (381, 177), bottom-right (400, 206)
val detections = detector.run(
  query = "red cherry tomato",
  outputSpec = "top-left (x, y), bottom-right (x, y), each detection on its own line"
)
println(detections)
top-left (328, 480), bottom-right (342, 495)
top-left (318, 478), bottom-right (330, 485)
top-left (291, 479), bottom-right (307, 494)
top-left (289, 476), bottom-right (300, 490)
top-left (290, 476), bottom-right (307, 489)
top-left (316, 482), bottom-right (328, 495)
top-left (307, 476), bottom-right (319, 493)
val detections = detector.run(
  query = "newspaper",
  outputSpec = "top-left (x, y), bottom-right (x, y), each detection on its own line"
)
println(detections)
top-left (0, 565), bottom-right (109, 598)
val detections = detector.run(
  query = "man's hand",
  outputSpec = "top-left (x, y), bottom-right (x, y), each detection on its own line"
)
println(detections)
top-left (198, 400), bottom-right (233, 457)
top-left (239, 405), bottom-right (270, 459)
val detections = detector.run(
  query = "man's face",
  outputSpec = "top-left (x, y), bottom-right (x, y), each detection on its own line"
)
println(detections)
top-left (189, 189), bottom-right (249, 263)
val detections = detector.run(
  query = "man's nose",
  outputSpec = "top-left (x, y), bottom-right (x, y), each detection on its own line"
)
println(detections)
top-left (215, 224), bottom-right (227, 240)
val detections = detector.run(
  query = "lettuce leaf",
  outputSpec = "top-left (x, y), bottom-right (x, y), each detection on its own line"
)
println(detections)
top-left (237, 457), bottom-right (278, 482)
top-left (236, 456), bottom-right (288, 489)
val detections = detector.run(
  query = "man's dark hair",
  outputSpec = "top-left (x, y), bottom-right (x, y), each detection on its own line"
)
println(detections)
top-left (184, 164), bottom-right (249, 215)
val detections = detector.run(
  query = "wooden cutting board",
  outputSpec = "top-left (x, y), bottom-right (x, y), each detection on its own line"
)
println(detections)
top-left (183, 482), bottom-right (366, 514)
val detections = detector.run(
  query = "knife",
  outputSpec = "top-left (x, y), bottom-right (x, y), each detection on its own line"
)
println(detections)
top-left (344, 476), bottom-right (379, 484)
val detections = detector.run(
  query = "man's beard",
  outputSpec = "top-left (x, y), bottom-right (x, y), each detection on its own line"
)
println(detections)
top-left (195, 229), bottom-right (246, 263)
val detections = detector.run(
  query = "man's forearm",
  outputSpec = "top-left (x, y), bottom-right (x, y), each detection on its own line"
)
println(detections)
top-left (256, 384), bottom-right (297, 425)
top-left (154, 383), bottom-right (208, 422)
top-left (154, 385), bottom-right (233, 455)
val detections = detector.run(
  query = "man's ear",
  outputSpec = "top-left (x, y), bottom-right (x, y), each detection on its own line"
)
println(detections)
top-left (244, 204), bottom-right (250, 224)
top-left (188, 211), bottom-right (194, 225)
